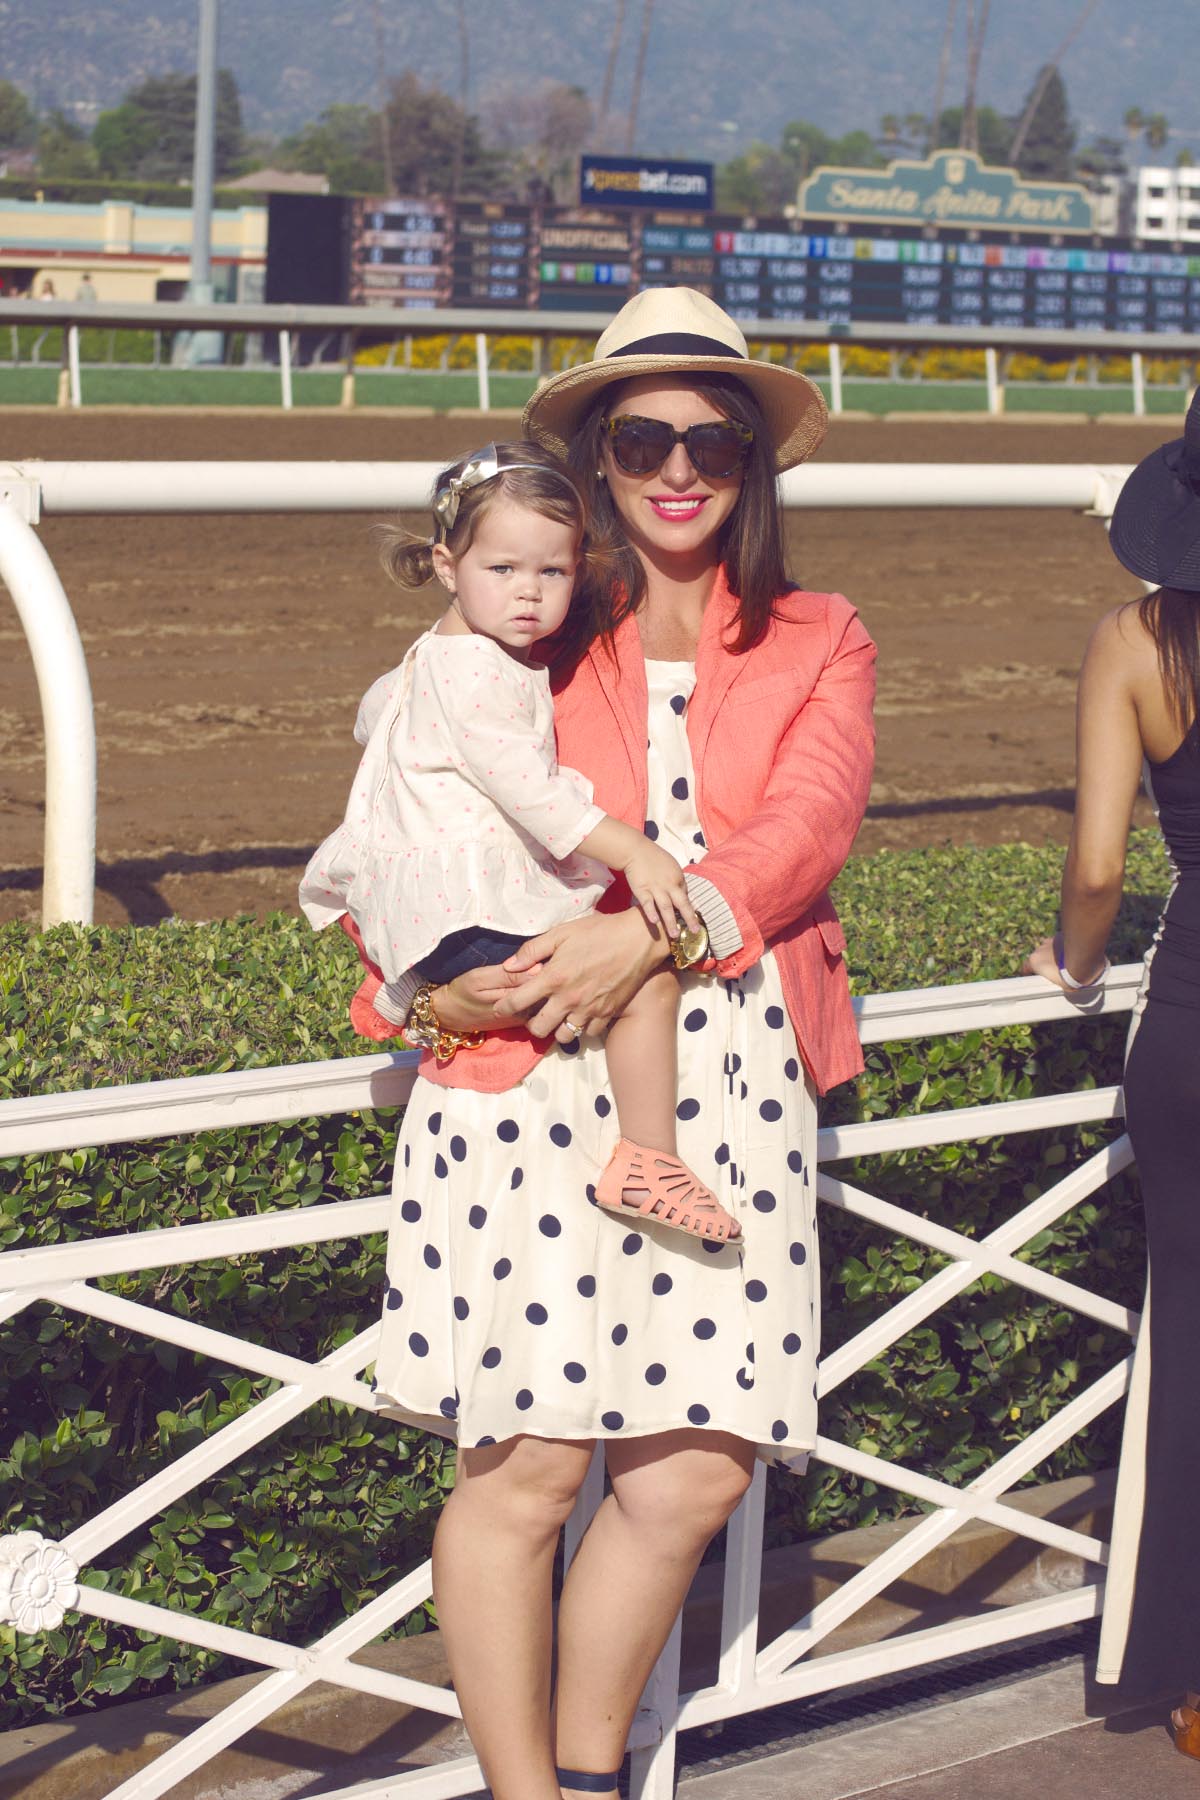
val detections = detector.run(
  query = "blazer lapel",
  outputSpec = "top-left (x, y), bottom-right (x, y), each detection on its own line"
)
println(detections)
top-left (688, 569), bottom-right (749, 765)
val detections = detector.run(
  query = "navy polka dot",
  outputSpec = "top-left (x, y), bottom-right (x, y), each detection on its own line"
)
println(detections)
top-left (784, 1058), bottom-right (799, 1082)
top-left (670, 693), bottom-right (686, 714)
top-left (549, 1123), bottom-right (572, 1148)
top-left (408, 1332), bottom-right (429, 1356)
top-left (468, 1204), bottom-right (487, 1229)
top-left (440, 1396), bottom-right (458, 1419)
top-left (427, 1111), bottom-right (442, 1135)
top-left (450, 1134), bottom-right (467, 1161)
top-left (612, 1323), bottom-right (628, 1346)
top-left (652, 1273), bottom-right (673, 1296)
top-left (403, 1144), bottom-right (411, 1168)
top-left (746, 1343), bottom-right (756, 1363)
top-left (493, 1257), bottom-right (512, 1280)
top-left (497, 1119), bottom-right (519, 1143)
top-left (701, 1238), bottom-right (726, 1256)
top-left (693, 831), bottom-right (706, 848)
top-left (400, 1199), bottom-right (421, 1223)
top-left (538, 1214), bottom-right (562, 1237)
top-left (385, 1285), bottom-right (403, 1310)
top-left (601, 1410), bottom-right (625, 1429)
top-left (423, 1245), bottom-right (441, 1269)
top-left (515, 1389), bottom-right (533, 1411)
top-left (693, 1317), bottom-right (716, 1339)
top-left (687, 1403), bottom-right (710, 1425)
top-left (772, 1420), bottom-right (789, 1442)
top-left (787, 1150), bottom-right (803, 1174)
top-left (746, 1279), bottom-right (767, 1302)
top-left (684, 1008), bottom-right (708, 1032)
top-left (789, 1242), bottom-right (808, 1266)
top-left (671, 776), bottom-right (689, 800)
top-left (482, 1346), bottom-right (501, 1368)
top-left (511, 1167), bottom-right (523, 1190)
top-left (476, 1435), bottom-right (496, 1447)
top-left (577, 1274), bottom-right (596, 1298)
top-left (676, 1097), bottom-right (700, 1120)
top-left (594, 1094), bottom-right (612, 1118)
top-left (644, 819), bottom-right (660, 840)
top-left (752, 1190), bottom-right (777, 1214)
top-left (560, 1037), bottom-right (580, 1057)
top-left (765, 1006), bottom-right (785, 1029)
top-left (645, 1363), bottom-right (667, 1386)
top-left (622, 1233), bottom-right (643, 1256)
top-left (736, 1367), bottom-right (754, 1390)
top-left (526, 1302), bottom-right (548, 1325)
top-left (433, 1153), bottom-right (448, 1179)
top-left (714, 1142), bottom-right (730, 1165)
top-left (564, 1362), bottom-right (587, 1384)
top-left (585, 1183), bottom-right (597, 1204)
top-left (759, 1099), bottom-right (782, 1123)
top-left (783, 1332), bottom-right (802, 1355)
top-left (453, 1295), bottom-right (469, 1320)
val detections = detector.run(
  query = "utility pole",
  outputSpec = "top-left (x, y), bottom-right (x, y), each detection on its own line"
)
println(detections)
top-left (598, 0), bottom-right (627, 149)
top-left (179, 0), bottom-right (222, 365)
top-left (625, 0), bottom-right (653, 154)
top-left (1008, 0), bottom-right (1102, 168)
top-left (372, 0), bottom-right (394, 194)
top-left (928, 0), bottom-right (958, 155)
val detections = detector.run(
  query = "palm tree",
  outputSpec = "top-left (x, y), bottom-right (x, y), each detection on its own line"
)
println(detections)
top-left (1144, 112), bottom-right (1169, 160)
top-left (625, 0), bottom-right (654, 153)
top-left (597, 0), bottom-right (626, 148)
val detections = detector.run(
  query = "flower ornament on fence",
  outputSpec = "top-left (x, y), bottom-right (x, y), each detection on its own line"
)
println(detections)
top-left (0, 1531), bottom-right (80, 1632)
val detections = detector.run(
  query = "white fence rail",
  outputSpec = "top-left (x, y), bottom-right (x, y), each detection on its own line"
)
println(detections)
top-left (1, 457), bottom-right (1134, 928)
top-left (0, 967), bottom-right (1143, 1798)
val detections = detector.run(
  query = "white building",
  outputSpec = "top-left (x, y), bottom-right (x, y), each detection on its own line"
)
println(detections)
top-left (1135, 165), bottom-right (1200, 241)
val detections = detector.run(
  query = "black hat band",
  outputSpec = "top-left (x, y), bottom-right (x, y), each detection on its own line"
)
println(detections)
top-left (607, 331), bottom-right (745, 360)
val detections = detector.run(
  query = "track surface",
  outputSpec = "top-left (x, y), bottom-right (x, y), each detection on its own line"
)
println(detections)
top-left (0, 409), bottom-right (1175, 925)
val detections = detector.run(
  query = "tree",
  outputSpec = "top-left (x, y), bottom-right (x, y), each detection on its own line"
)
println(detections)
top-left (279, 104), bottom-right (385, 193)
top-left (1143, 112), bottom-right (1169, 159)
top-left (0, 80), bottom-right (36, 148)
top-left (36, 110), bottom-right (98, 179)
top-left (715, 143), bottom-right (797, 213)
top-left (932, 104), bottom-right (1010, 165)
top-left (482, 81), bottom-right (593, 204)
top-left (93, 69), bottom-right (244, 183)
top-left (1011, 67), bottom-right (1075, 180)
top-left (384, 70), bottom-right (501, 199)
top-left (1074, 133), bottom-right (1127, 185)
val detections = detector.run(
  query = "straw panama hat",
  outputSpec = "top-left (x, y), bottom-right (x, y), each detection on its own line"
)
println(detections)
top-left (522, 286), bottom-right (829, 473)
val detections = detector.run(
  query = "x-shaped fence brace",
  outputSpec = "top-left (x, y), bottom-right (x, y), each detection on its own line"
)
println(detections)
top-left (0, 969), bottom-right (1144, 1799)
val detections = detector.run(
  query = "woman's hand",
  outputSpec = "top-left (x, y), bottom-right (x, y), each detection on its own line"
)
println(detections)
top-left (498, 909), bottom-right (671, 1039)
top-left (430, 961), bottom-right (544, 1033)
top-left (1023, 935), bottom-right (1068, 989)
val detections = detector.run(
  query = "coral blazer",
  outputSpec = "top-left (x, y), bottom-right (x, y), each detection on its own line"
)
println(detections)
top-left (350, 569), bottom-right (876, 1097)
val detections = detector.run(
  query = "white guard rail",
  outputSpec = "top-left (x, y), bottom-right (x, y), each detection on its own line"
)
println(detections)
top-left (0, 965), bottom-right (1143, 1800)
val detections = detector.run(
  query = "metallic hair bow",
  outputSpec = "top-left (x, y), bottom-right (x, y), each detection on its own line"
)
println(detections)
top-left (432, 442), bottom-right (584, 536)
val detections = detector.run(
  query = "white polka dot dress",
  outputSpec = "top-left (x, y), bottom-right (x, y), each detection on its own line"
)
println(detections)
top-left (373, 661), bottom-right (820, 1467)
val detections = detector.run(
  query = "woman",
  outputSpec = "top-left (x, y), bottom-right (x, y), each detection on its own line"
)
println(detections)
top-left (350, 287), bottom-right (876, 1798)
top-left (1024, 388), bottom-right (1200, 1759)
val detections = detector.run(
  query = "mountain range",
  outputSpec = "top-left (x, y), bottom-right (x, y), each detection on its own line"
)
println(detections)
top-left (5, 1), bottom-right (1187, 164)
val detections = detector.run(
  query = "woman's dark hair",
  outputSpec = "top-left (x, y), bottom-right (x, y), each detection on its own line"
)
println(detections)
top-left (380, 442), bottom-right (614, 623)
top-left (552, 373), bottom-right (791, 667)
top-left (1138, 585), bottom-right (1200, 739)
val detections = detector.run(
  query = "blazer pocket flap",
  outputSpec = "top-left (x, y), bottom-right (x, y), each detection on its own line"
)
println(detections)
top-left (727, 667), bottom-right (817, 708)
top-left (816, 911), bottom-right (846, 956)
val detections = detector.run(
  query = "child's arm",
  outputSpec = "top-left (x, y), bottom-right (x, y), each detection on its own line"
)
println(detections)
top-left (577, 816), bottom-right (701, 940)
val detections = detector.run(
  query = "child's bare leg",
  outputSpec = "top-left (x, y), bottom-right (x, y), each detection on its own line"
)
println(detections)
top-left (603, 966), bottom-right (680, 1153)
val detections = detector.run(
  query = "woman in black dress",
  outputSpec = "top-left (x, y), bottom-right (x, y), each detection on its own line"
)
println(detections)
top-left (1025, 388), bottom-right (1200, 1757)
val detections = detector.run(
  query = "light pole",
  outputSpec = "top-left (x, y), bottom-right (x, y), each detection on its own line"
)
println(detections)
top-left (177, 0), bottom-right (224, 365)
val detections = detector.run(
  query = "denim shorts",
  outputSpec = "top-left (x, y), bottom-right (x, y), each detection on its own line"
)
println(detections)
top-left (413, 926), bottom-right (528, 984)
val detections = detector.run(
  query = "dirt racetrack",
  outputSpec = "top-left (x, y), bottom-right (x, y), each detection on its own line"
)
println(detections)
top-left (0, 408), bottom-right (1177, 926)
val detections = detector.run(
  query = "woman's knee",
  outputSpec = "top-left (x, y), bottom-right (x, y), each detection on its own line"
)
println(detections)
top-left (456, 1435), bottom-right (596, 1535)
top-left (607, 1433), bottom-right (755, 1541)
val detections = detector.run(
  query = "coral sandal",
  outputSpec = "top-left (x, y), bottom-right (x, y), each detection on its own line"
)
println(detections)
top-left (595, 1138), bottom-right (742, 1244)
top-left (1173, 1700), bottom-right (1200, 1761)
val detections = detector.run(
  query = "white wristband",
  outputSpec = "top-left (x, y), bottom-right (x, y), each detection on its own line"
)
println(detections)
top-left (1057, 955), bottom-right (1109, 990)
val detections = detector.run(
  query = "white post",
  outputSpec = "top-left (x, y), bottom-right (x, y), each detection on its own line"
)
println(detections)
top-left (985, 344), bottom-right (1004, 415)
top-left (476, 331), bottom-right (490, 412)
top-left (828, 340), bottom-right (844, 416)
top-left (628, 1612), bottom-right (682, 1799)
top-left (67, 323), bottom-right (82, 407)
top-left (0, 501), bottom-right (96, 925)
top-left (1131, 350), bottom-right (1146, 418)
top-left (279, 329), bottom-right (294, 410)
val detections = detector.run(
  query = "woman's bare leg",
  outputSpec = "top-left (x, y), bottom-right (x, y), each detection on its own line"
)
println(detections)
top-left (603, 966), bottom-right (680, 1152)
top-left (432, 1434), bottom-right (596, 1800)
top-left (552, 1429), bottom-right (756, 1796)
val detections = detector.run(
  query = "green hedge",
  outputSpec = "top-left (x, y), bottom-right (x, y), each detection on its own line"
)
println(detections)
top-left (0, 836), bottom-right (1169, 1725)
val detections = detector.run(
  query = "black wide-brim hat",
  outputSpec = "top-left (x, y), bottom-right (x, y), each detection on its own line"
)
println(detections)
top-left (1109, 387), bottom-right (1200, 592)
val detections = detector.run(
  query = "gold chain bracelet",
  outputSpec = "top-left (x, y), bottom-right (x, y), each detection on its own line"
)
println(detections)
top-left (406, 982), bottom-right (486, 1062)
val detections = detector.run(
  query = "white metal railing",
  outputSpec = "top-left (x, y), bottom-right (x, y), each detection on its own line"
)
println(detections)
top-left (1, 458), bottom-right (1134, 928)
top-left (4, 297), bottom-right (1198, 416)
top-left (0, 966), bottom-right (1144, 1798)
